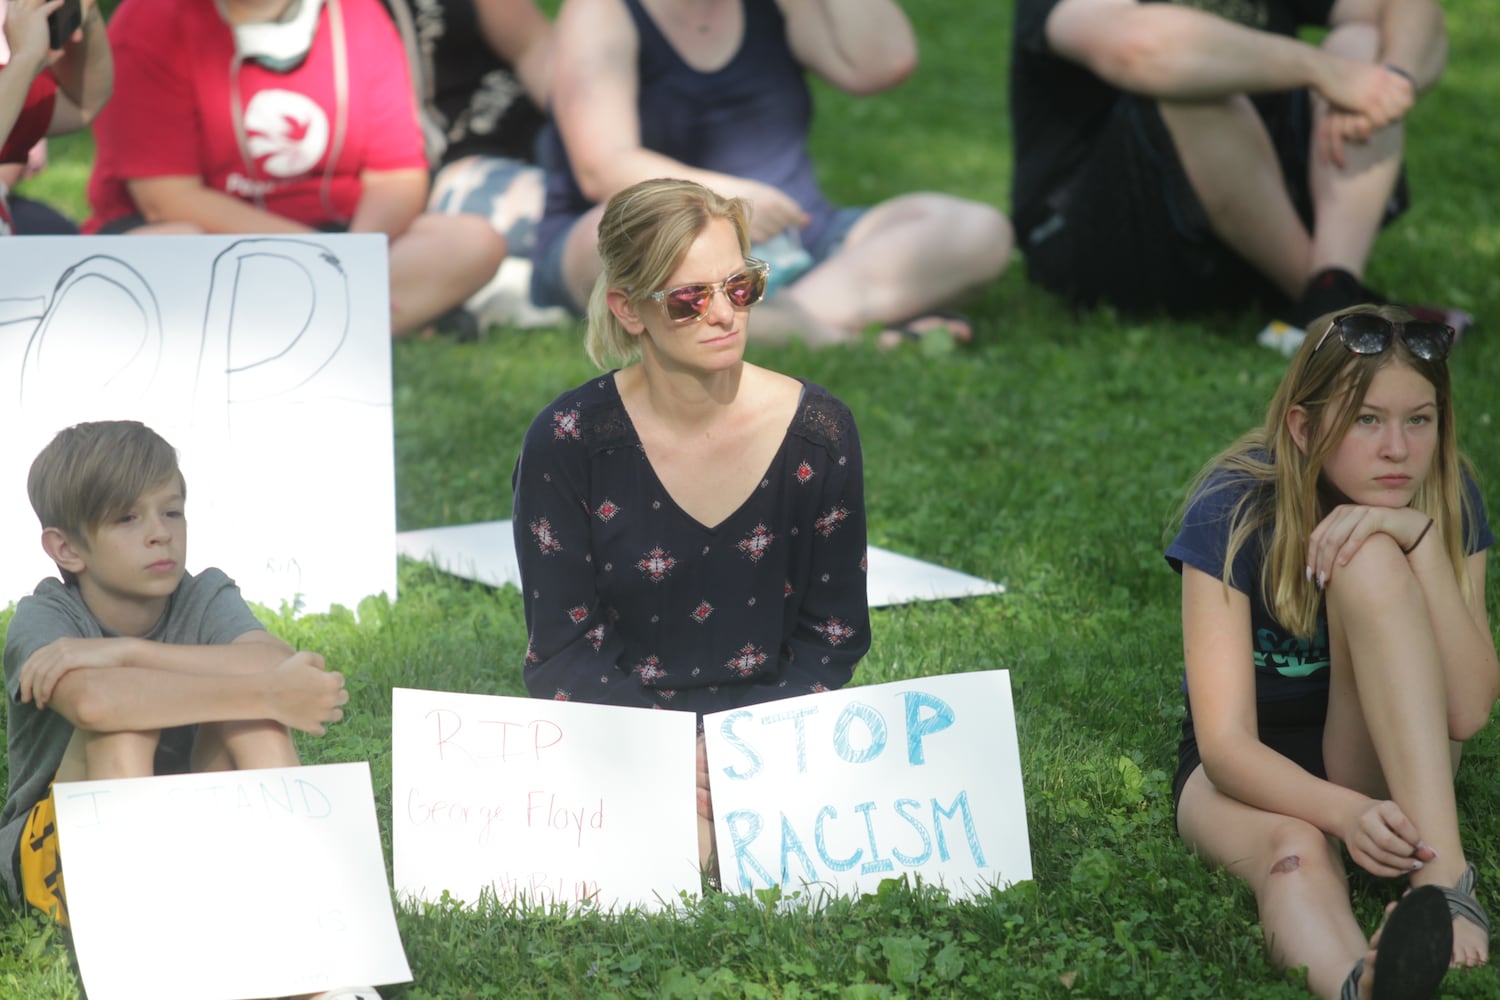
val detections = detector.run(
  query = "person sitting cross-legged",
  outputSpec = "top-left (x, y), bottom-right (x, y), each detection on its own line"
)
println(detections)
top-left (531, 0), bottom-right (1013, 350)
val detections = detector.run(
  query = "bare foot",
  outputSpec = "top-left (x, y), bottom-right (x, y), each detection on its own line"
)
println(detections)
top-left (875, 313), bottom-right (973, 353)
top-left (1415, 862), bottom-right (1489, 967)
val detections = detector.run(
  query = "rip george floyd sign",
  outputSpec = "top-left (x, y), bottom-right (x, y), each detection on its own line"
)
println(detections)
top-left (703, 671), bottom-right (1032, 901)
top-left (52, 762), bottom-right (412, 1000)
top-left (391, 687), bottom-right (701, 911)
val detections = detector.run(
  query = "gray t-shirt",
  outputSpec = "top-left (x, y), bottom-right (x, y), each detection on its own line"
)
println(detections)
top-left (1, 568), bottom-right (265, 902)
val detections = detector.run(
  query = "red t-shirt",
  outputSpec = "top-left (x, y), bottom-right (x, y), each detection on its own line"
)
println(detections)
top-left (85, 0), bottom-right (425, 233)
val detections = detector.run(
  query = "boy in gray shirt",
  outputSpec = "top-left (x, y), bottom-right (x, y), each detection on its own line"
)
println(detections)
top-left (2, 421), bottom-right (350, 926)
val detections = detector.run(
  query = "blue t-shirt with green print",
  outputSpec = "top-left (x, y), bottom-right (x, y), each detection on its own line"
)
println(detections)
top-left (1166, 464), bottom-right (1492, 703)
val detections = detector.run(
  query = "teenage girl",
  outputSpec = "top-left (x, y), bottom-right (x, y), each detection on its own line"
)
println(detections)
top-left (1167, 303), bottom-right (1496, 999)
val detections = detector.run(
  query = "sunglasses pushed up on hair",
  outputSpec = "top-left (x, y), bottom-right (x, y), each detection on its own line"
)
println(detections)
top-left (1312, 313), bottom-right (1455, 362)
top-left (647, 257), bottom-right (770, 324)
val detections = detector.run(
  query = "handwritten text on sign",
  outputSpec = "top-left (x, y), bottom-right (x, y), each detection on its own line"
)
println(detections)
top-left (703, 671), bottom-right (1032, 901)
top-left (391, 687), bottom-right (700, 912)
top-left (0, 234), bottom-right (397, 614)
top-left (52, 762), bottom-right (411, 1000)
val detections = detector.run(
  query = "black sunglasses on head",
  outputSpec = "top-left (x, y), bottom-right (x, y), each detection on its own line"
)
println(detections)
top-left (1312, 313), bottom-right (1454, 362)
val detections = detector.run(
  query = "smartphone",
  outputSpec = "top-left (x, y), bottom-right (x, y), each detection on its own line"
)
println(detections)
top-left (47, 0), bottom-right (83, 50)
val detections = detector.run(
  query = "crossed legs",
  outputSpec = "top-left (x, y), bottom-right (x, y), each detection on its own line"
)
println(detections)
top-left (1157, 24), bottom-right (1401, 301)
top-left (775, 193), bottom-right (1013, 344)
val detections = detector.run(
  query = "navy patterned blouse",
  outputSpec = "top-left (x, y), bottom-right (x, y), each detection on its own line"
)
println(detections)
top-left (512, 373), bottom-right (870, 715)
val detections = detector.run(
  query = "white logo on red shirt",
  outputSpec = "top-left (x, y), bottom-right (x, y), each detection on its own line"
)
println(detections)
top-left (244, 90), bottom-right (329, 177)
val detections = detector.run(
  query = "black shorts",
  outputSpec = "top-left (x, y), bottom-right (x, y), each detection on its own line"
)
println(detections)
top-left (1172, 689), bottom-right (1330, 817)
top-left (1022, 91), bottom-right (1408, 318)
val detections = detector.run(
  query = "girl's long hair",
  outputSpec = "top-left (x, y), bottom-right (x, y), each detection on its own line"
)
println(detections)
top-left (1181, 303), bottom-right (1472, 637)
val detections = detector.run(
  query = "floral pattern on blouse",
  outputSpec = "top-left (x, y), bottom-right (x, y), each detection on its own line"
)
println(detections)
top-left (512, 374), bottom-right (869, 716)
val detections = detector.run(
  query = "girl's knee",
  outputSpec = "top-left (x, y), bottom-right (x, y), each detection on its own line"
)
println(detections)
top-left (1264, 821), bottom-right (1338, 879)
top-left (1328, 533), bottom-right (1416, 604)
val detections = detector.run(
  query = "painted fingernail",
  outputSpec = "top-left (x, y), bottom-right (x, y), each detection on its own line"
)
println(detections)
top-left (1317, 571), bottom-right (1327, 590)
top-left (1306, 565), bottom-right (1314, 582)
top-left (1412, 860), bottom-right (1424, 870)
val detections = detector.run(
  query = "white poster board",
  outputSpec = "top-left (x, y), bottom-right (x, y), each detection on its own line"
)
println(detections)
top-left (395, 520), bottom-right (1006, 607)
top-left (392, 687), bottom-right (701, 911)
top-left (703, 671), bottom-right (1031, 901)
top-left (0, 235), bottom-right (397, 614)
top-left (52, 762), bottom-right (412, 1000)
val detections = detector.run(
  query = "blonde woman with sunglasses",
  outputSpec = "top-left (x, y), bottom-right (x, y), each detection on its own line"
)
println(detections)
top-left (1167, 303), bottom-right (1496, 999)
top-left (512, 178), bottom-right (869, 863)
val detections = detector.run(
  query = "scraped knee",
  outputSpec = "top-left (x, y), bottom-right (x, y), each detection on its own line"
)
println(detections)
top-left (1269, 854), bottom-right (1301, 875)
top-left (1261, 819), bottom-right (1335, 884)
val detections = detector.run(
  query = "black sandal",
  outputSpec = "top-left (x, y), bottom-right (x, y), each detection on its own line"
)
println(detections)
top-left (1339, 884), bottom-right (1452, 1000)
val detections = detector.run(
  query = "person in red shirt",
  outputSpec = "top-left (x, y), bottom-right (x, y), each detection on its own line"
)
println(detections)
top-left (85, 0), bottom-right (505, 338)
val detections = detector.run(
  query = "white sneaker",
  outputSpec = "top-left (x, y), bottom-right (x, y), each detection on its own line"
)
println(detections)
top-left (1257, 319), bottom-right (1306, 357)
top-left (470, 257), bottom-right (573, 331)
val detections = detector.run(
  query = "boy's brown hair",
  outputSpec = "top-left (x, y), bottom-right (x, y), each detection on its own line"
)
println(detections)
top-left (28, 421), bottom-right (184, 581)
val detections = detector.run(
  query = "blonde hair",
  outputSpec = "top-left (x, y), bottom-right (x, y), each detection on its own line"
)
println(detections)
top-left (585, 178), bottom-right (752, 369)
top-left (28, 421), bottom-right (184, 582)
top-left (1181, 303), bottom-right (1472, 638)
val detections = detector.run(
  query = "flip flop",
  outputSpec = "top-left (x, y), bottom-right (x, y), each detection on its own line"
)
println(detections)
top-left (875, 311), bottom-right (973, 354)
top-left (1340, 885), bottom-right (1452, 1000)
top-left (1434, 861), bottom-right (1491, 961)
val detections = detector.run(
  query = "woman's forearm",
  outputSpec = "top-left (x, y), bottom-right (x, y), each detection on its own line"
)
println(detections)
top-left (48, 3), bottom-right (111, 124)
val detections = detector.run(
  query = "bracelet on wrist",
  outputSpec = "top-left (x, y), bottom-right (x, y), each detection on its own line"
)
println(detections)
top-left (1385, 63), bottom-right (1417, 87)
top-left (1402, 517), bottom-right (1434, 555)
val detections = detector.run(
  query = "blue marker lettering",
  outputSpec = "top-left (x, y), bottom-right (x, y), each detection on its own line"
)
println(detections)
top-left (903, 691), bottom-right (955, 765)
top-left (725, 810), bottom-right (774, 891)
top-left (719, 711), bottom-right (762, 780)
top-left (814, 805), bottom-right (861, 872)
top-left (855, 801), bottom-right (894, 874)
top-left (779, 814), bottom-right (819, 883)
top-left (832, 702), bottom-right (887, 764)
top-left (932, 791), bottom-right (987, 867)
top-left (761, 705), bottom-right (819, 773)
top-left (890, 798), bottom-right (932, 866)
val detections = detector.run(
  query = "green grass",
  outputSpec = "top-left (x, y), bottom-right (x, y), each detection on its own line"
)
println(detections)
top-left (7, 0), bottom-right (1500, 996)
